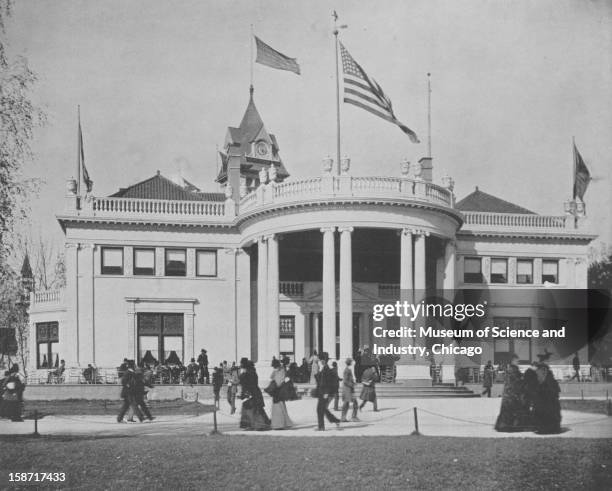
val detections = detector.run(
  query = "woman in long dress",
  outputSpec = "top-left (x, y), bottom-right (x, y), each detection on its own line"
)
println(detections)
top-left (495, 354), bottom-right (526, 432)
top-left (359, 365), bottom-right (379, 412)
top-left (269, 359), bottom-right (293, 429)
top-left (238, 358), bottom-right (270, 431)
top-left (533, 363), bottom-right (562, 434)
top-left (309, 351), bottom-right (319, 385)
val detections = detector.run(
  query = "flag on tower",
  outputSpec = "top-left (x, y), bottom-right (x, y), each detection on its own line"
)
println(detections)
top-left (573, 143), bottom-right (590, 200)
top-left (339, 42), bottom-right (419, 143)
top-left (78, 114), bottom-right (93, 193)
top-left (254, 36), bottom-right (301, 75)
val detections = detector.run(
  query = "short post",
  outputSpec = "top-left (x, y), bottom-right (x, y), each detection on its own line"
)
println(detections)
top-left (210, 404), bottom-right (221, 435)
top-left (411, 406), bottom-right (420, 436)
top-left (607, 399), bottom-right (612, 417)
top-left (33, 410), bottom-right (40, 438)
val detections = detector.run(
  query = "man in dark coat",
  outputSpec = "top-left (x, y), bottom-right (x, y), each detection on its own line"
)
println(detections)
top-left (133, 367), bottom-right (154, 421)
top-left (117, 362), bottom-right (144, 423)
top-left (197, 349), bottom-right (209, 384)
top-left (315, 352), bottom-right (341, 431)
top-left (481, 360), bottom-right (494, 397)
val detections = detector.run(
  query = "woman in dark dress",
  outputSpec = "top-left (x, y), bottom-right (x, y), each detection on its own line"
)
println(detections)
top-left (1, 365), bottom-right (25, 422)
top-left (238, 359), bottom-right (270, 430)
top-left (533, 363), bottom-right (562, 434)
top-left (495, 355), bottom-right (526, 432)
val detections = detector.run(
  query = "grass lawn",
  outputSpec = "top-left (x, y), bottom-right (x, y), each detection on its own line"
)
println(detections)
top-left (560, 399), bottom-right (610, 415)
top-left (21, 399), bottom-right (213, 418)
top-left (0, 434), bottom-right (610, 490)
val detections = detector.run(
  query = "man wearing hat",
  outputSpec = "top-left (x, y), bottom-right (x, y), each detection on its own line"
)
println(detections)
top-left (315, 352), bottom-right (341, 431)
top-left (197, 349), bottom-right (209, 384)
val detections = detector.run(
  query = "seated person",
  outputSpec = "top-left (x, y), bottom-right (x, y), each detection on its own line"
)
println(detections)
top-left (47, 359), bottom-right (66, 383)
top-left (83, 364), bottom-right (95, 384)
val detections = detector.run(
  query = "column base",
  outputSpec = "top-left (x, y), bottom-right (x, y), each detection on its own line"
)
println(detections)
top-left (395, 364), bottom-right (432, 385)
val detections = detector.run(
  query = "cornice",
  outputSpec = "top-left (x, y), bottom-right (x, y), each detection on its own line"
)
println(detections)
top-left (456, 230), bottom-right (597, 242)
top-left (235, 197), bottom-right (464, 228)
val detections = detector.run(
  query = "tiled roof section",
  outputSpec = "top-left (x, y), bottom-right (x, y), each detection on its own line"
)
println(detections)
top-left (110, 173), bottom-right (225, 202)
top-left (456, 187), bottom-right (535, 214)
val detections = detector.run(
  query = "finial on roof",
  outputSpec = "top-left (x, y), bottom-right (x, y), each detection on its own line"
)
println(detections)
top-left (249, 84), bottom-right (254, 100)
top-left (157, 170), bottom-right (160, 176)
top-left (475, 186), bottom-right (479, 191)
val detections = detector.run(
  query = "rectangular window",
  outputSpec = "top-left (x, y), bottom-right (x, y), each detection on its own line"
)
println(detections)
top-left (101, 247), bottom-right (124, 275)
top-left (464, 257), bottom-right (483, 283)
top-left (517, 259), bottom-right (533, 284)
top-left (165, 249), bottom-right (186, 277)
top-left (279, 315), bottom-right (295, 359)
top-left (137, 313), bottom-right (184, 365)
top-left (36, 322), bottom-right (59, 369)
top-left (542, 260), bottom-right (559, 284)
top-left (492, 317), bottom-right (531, 365)
top-left (134, 248), bottom-right (155, 276)
top-left (196, 250), bottom-right (217, 277)
top-left (490, 258), bottom-right (508, 284)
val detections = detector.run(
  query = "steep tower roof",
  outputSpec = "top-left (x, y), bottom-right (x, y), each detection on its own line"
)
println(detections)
top-left (456, 187), bottom-right (535, 214)
top-left (217, 87), bottom-right (289, 184)
top-left (21, 253), bottom-right (33, 279)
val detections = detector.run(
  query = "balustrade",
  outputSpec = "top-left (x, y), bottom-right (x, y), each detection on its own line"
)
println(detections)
top-left (462, 212), bottom-right (567, 229)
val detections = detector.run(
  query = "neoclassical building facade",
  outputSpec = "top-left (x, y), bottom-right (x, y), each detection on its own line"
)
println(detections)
top-left (28, 93), bottom-right (596, 381)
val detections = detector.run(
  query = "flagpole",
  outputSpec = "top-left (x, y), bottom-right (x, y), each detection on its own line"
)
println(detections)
top-left (333, 11), bottom-right (341, 176)
top-left (77, 105), bottom-right (81, 197)
top-left (250, 24), bottom-right (254, 91)
top-left (427, 73), bottom-right (432, 158)
top-left (572, 136), bottom-right (576, 200)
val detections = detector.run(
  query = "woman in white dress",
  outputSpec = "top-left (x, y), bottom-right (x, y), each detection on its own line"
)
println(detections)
top-left (309, 351), bottom-right (320, 385)
top-left (269, 359), bottom-right (293, 429)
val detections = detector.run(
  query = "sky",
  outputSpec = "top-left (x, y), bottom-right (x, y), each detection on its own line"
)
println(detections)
top-left (5, 0), bottom-right (612, 249)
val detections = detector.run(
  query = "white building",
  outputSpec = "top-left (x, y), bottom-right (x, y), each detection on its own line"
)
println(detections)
top-left (28, 91), bottom-right (596, 382)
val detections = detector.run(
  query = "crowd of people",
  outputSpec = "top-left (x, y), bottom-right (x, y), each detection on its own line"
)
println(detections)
top-left (494, 354), bottom-right (562, 434)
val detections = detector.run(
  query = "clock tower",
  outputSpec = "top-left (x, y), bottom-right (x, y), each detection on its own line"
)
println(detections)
top-left (216, 86), bottom-right (289, 193)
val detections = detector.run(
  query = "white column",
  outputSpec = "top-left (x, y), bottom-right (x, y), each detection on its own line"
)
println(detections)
top-left (257, 237), bottom-right (268, 363)
top-left (443, 239), bottom-right (456, 290)
top-left (64, 243), bottom-right (80, 367)
top-left (414, 231), bottom-right (428, 297)
top-left (185, 312), bottom-right (195, 362)
top-left (294, 313), bottom-right (306, 362)
top-left (267, 234), bottom-right (280, 360)
top-left (400, 229), bottom-right (414, 294)
top-left (321, 227), bottom-right (336, 358)
top-left (339, 226), bottom-right (353, 361)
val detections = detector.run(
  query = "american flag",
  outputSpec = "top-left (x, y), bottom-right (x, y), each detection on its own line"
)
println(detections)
top-left (340, 42), bottom-right (419, 143)
top-left (255, 36), bottom-right (300, 75)
top-left (573, 143), bottom-right (591, 200)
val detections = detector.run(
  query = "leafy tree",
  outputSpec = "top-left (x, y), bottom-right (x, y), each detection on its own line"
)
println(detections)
top-left (0, 0), bottom-right (44, 260)
top-left (588, 254), bottom-right (612, 290)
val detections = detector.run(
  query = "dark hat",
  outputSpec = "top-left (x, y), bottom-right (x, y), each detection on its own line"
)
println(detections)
top-left (240, 357), bottom-right (249, 368)
top-left (320, 351), bottom-right (329, 361)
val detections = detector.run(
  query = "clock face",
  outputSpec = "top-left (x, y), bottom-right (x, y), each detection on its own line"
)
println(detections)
top-left (255, 142), bottom-right (268, 157)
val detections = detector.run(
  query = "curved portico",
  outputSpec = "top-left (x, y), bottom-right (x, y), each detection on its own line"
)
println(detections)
top-left (239, 170), bottom-right (462, 369)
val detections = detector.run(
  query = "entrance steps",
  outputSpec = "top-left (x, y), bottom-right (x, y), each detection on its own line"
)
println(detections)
top-left (294, 382), bottom-right (479, 399)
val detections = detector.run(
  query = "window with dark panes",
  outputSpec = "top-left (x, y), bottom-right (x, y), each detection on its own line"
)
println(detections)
top-left (517, 259), bottom-right (533, 284)
top-left (542, 260), bottom-right (558, 284)
top-left (36, 322), bottom-right (59, 369)
top-left (493, 317), bottom-right (531, 365)
top-left (101, 247), bottom-right (124, 275)
top-left (196, 250), bottom-right (217, 277)
top-left (464, 257), bottom-right (483, 283)
top-left (165, 249), bottom-right (186, 276)
top-left (490, 258), bottom-right (508, 283)
top-left (279, 315), bottom-right (295, 359)
top-left (137, 313), bottom-right (184, 365)
top-left (134, 248), bottom-right (155, 276)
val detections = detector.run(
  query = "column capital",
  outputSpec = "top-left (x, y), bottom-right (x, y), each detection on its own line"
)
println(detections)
top-left (320, 226), bottom-right (336, 234)
top-left (65, 242), bottom-right (80, 250)
top-left (398, 227), bottom-right (414, 236)
top-left (264, 233), bottom-right (276, 241)
top-left (412, 228), bottom-right (430, 237)
top-left (338, 226), bottom-right (354, 233)
top-left (257, 235), bottom-right (268, 244)
top-left (446, 238), bottom-right (456, 248)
